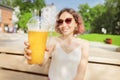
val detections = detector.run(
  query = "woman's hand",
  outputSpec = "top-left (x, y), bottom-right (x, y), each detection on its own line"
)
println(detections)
top-left (24, 41), bottom-right (31, 61)
top-left (24, 41), bottom-right (50, 66)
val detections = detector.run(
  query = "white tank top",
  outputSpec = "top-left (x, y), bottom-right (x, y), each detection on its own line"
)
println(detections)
top-left (48, 43), bottom-right (82, 80)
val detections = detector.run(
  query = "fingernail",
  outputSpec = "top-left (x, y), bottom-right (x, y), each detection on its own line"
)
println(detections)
top-left (28, 57), bottom-right (31, 60)
top-left (27, 42), bottom-right (29, 45)
top-left (28, 50), bottom-right (31, 53)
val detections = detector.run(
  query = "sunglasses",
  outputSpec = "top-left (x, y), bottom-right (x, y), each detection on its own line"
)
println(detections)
top-left (57, 18), bottom-right (72, 25)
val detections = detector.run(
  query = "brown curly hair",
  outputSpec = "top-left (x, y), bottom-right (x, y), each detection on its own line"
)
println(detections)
top-left (55, 8), bottom-right (85, 35)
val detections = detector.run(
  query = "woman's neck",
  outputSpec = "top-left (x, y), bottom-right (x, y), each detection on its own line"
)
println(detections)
top-left (60, 34), bottom-right (75, 43)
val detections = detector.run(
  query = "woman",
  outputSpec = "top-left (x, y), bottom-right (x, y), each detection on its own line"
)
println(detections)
top-left (24, 8), bottom-right (89, 80)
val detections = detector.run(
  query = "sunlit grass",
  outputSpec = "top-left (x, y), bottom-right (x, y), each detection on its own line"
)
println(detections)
top-left (80, 33), bottom-right (120, 46)
top-left (50, 32), bottom-right (120, 46)
top-left (49, 32), bottom-right (120, 46)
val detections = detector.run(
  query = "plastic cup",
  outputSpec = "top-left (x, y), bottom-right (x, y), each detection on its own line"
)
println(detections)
top-left (28, 30), bottom-right (48, 64)
top-left (26, 5), bottom-right (56, 64)
top-left (27, 16), bottom-right (48, 64)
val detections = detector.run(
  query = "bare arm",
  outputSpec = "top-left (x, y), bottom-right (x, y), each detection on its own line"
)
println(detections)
top-left (74, 41), bottom-right (89, 80)
top-left (41, 44), bottom-right (54, 66)
top-left (39, 36), bottom-right (57, 66)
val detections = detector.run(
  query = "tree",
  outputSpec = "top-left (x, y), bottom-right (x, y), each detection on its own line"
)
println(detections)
top-left (34, 0), bottom-right (46, 15)
top-left (95, 0), bottom-right (120, 34)
top-left (78, 0), bottom-right (120, 35)
top-left (0, 0), bottom-right (46, 32)
top-left (14, 0), bottom-right (46, 31)
top-left (1, 0), bottom-right (14, 7)
top-left (105, 0), bottom-right (120, 35)
top-left (78, 4), bottom-right (105, 33)
top-left (17, 12), bottom-right (32, 32)
top-left (90, 4), bottom-right (107, 33)
top-left (78, 4), bottom-right (91, 32)
top-left (11, 0), bottom-right (46, 15)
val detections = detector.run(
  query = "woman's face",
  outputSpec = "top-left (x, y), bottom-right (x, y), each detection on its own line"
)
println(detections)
top-left (57, 12), bottom-right (77, 36)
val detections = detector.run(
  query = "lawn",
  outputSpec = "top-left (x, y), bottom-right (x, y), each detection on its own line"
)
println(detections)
top-left (80, 33), bottom-right (120, 46)
top-left (49, 32), bottom-right (120, 46)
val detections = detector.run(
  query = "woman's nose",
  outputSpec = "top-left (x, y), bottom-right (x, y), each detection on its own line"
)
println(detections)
top-left (62, 21), bottom-right (67, 27)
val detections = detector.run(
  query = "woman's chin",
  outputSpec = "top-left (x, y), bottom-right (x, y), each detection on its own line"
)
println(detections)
top-left (62, 31), bottom-right (71, 36)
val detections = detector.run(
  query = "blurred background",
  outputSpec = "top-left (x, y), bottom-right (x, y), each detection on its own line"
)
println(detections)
top-left (0, 0), bottom-right (120, 80)
top-left (0, 0), bottom-right (119, 46)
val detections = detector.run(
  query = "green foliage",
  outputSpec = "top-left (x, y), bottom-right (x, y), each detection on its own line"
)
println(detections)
top-left (93, 0), bottom-right (120, 34)
top-left (90, 4), bottom-right (107, 33)
top-left (1, 0), bottom-right (14, 7)
top-left (78, 0), bottom-right (120, 35)
top-left (105, 0), bottom-right (120, 35)
top-left (0, 0), bottom-right (46, 32)
top-left (11, 0), bottom-right (46, 15)
top-left (78, 4), bottom-right (106, 33)
top-left (78, 4), bottom-right (91, 32)
top-left (34, 0), bottom-right (46, 10)
top-left (20, 2), bottom-right (34, 14)
top-left (18, 12), bottom-right (32, 32)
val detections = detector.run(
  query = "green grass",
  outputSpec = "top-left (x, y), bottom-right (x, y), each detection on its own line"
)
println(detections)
top-left (80, 34), bottom-right (120, 46)
top-left (49, 32), bottom-right (120, 46)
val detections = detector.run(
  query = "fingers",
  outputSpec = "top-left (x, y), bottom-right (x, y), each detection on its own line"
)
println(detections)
top-left (24, 48), bottom-right (31, 54)
top-left (45, 48), bottom-right (49, 52)
top-left (24, 41), bottom-right (30, 47)
top-left (24, 47), bottom-right (32, 60)
top-left (24, 53), bottom-right (31, 60)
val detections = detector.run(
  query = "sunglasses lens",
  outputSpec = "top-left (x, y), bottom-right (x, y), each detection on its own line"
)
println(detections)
top-left (57, 19), bottom-right (63, 25)
top-left (57, 18), bottom-right (72, 25)
top-left (65, 18), bottom-right (72, 24)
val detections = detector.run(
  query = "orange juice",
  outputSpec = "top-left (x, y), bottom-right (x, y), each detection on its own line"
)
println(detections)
top-left (28, 30), bottom-right (48, 64)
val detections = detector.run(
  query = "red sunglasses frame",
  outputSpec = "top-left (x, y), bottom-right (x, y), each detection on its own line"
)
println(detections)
top-left (57, 18), bottom-right (72, 25)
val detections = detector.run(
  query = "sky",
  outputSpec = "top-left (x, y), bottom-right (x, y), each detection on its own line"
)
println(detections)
top-left (45, 0), bottom-right (105, 11)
